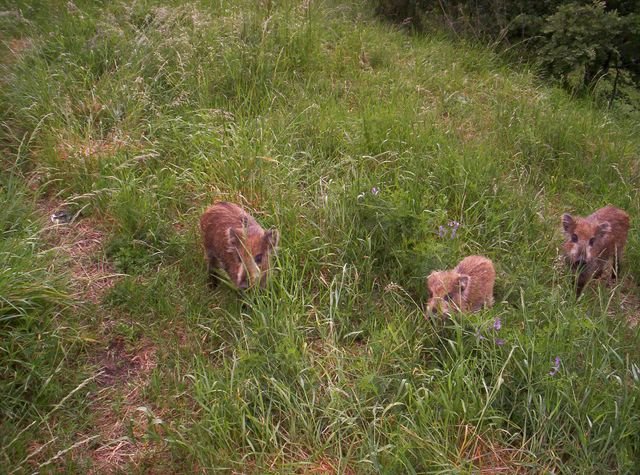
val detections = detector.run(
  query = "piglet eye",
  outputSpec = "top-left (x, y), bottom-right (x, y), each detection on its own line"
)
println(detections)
top-left (254, 253), bottom-right (264, 265)
top-left (589, 237), bottom-right (595, 246)
top-left (571, 234), bottom-right (578, 243)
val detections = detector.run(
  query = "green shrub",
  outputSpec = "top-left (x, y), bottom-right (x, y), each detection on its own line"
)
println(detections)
top-left (372, 0), bottom-right (640, 99)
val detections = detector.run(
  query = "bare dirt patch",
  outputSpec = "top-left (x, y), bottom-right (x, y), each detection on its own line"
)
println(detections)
top-left (87, 337), bottom-right (168, 474)
top-left (39, 199), bottom-right (119, 304)
top-left (36, 199), bottom-right (171, 471)
top-left (95, 337), bottom-right (156, 387)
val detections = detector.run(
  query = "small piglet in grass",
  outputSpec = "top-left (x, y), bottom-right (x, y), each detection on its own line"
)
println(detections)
top-left (562, 205), bottom-right (629, 295)
top-left (427, 255), bottom-right (495, 315)
top-left (200, 201), bottom-right (279, 290)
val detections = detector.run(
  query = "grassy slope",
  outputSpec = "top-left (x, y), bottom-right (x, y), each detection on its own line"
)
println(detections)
top-left (2, 0), bottom-right (640, 472)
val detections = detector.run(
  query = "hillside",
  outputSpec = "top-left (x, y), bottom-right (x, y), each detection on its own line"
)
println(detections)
top-left (2, 0), bottom-right (640, 473)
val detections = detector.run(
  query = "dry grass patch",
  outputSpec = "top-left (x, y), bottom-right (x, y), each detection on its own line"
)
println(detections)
top-left (235, 450), bottom-right (356, 475)
top-left (457, 424), bottom-right (532, 474)
top-left (613, 276), bottom-right (640, 329)
top-left (1, 34), bottom-right (32, 69)
top-left (55, 131), bottom-right (134, 161)
top-left (296, 455), bottom-right (356, 475)
top-left (7, 37), bottom-right (33, 57)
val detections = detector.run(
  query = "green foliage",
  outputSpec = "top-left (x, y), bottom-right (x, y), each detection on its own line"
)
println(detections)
top-left (540, 2), bottom-right (621, 87)
top-left (0, 177), bottom-right (66, 399)
top-left (1, 0), bottom-right (640, 472)
top-left (373, 0), bottom-right (640, 100)
top-left (0, 174), bottom-right (86, 466)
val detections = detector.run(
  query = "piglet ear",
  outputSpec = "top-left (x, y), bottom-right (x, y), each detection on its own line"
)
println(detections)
top-left (227, 227), bottom-right (243, 247)
top-left (562, 214), bottom-right (575, 233)
top-left (596, 221), bottom-right (611, 238)
top-left (458, 275), bottom-right (470, 293)
top-left (265, 228), bottom-right (279, 249)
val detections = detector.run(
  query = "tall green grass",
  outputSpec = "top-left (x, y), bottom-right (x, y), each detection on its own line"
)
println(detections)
top-left (0, 171), bottom-right (90, 468)
top-left (1, 0), bottom-right (640, 472)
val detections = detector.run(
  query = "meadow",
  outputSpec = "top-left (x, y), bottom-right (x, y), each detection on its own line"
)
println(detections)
top-left (1, 0), bottom-right (640, 473)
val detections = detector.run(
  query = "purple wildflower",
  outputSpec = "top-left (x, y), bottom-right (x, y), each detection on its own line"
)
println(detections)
top-left (474, 329), bottom-right (486, 341)
top-left (371, 187), bottom-right (380, 196)
top-left (448, 220), bottom-right (460, 239)
top-left (549, 356), bottom-right (561, 376)
top-left (493, 318), bottom-right (502, 331)
top-left (495, 338), bottom-right (505, 346)
top-left (437, 220), bottom-right (462, 238)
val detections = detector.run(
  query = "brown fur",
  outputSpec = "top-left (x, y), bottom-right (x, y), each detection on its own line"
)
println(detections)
top-left (562, 205), bottom-right (629, 295)
top-left (200, 202), bottom-right (279, 289)
top-left (427, 255), bottom-right (495, 315)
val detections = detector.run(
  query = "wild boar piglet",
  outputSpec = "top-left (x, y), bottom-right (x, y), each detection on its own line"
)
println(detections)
top-left (427, 255), bottom-right (495, 315)
top-left (200, 201), bottom-right (279, 289)
top-left (561, 205), bottom-right (629, 295)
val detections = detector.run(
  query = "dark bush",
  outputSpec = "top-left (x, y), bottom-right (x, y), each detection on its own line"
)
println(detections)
top-left (372, 0), bottom-right (640, 100)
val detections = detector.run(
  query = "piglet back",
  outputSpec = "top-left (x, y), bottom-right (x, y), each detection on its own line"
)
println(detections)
top-left (455, 255), bottom-right (495, 311)
top-left (590, 206), bottom-right (629, 252)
